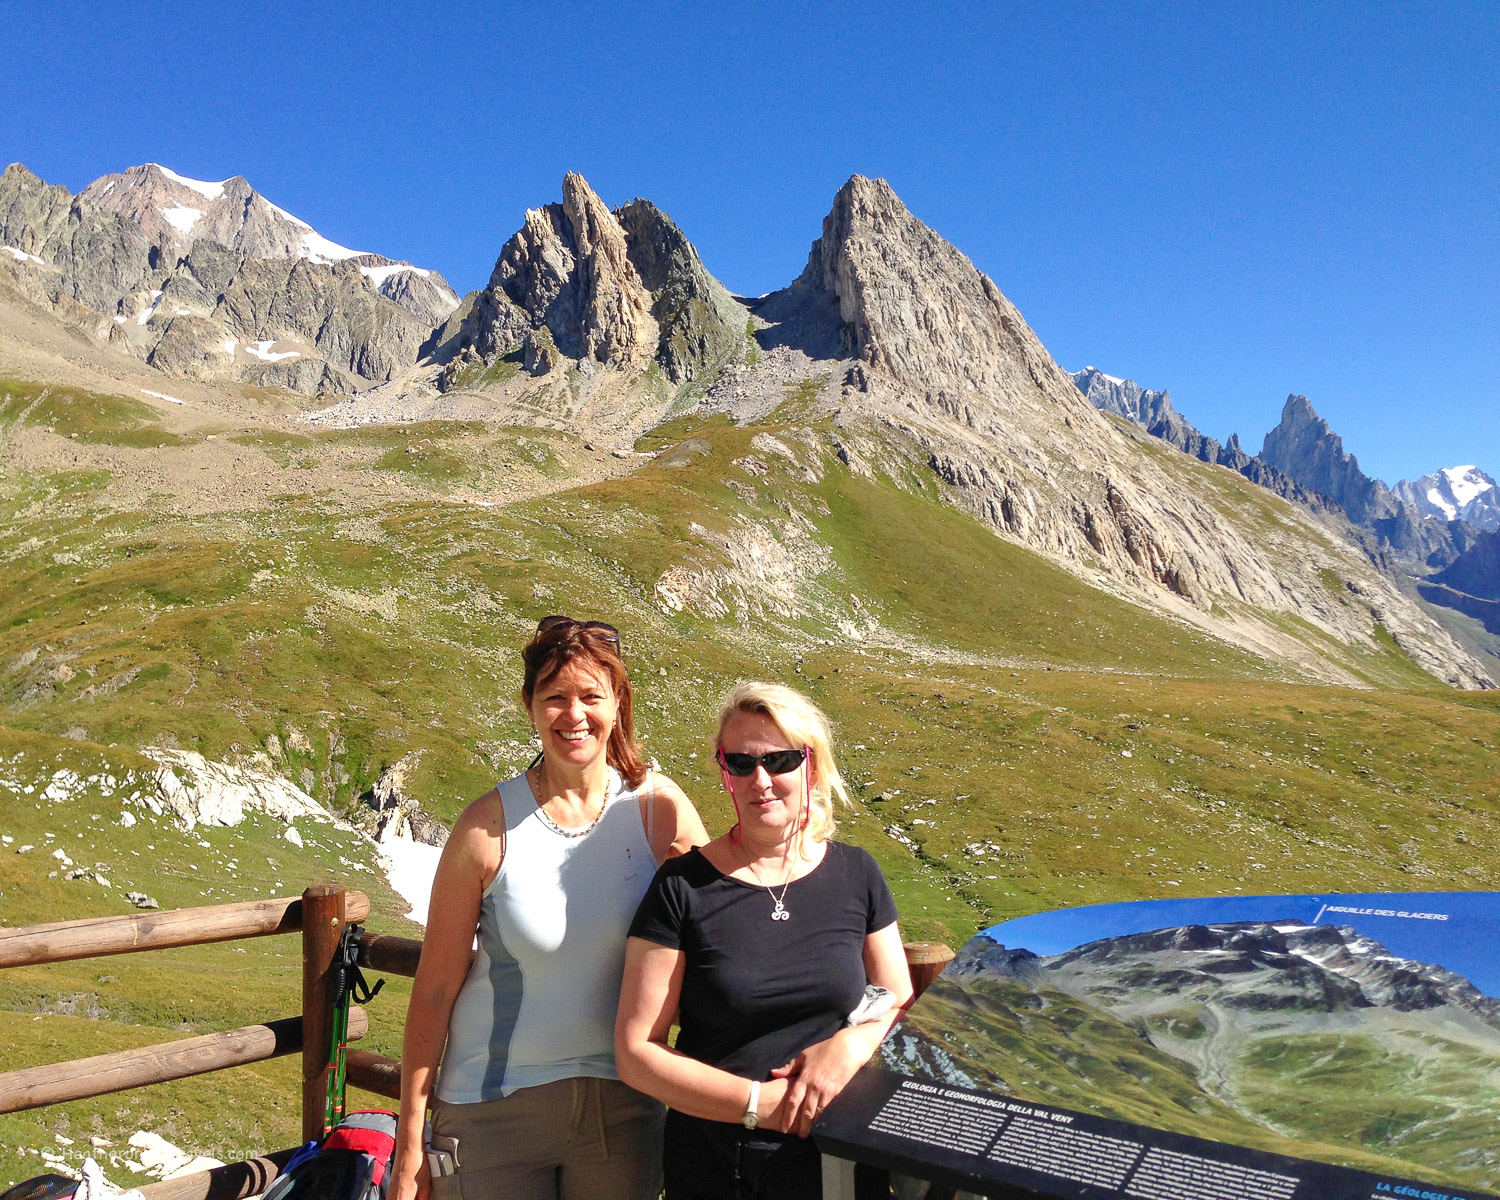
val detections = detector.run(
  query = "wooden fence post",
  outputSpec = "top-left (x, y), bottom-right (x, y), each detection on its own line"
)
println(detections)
top-left (300, 883), bottom-right (345, 1143)
top-left (903, 941), bottom-right (956, 1002)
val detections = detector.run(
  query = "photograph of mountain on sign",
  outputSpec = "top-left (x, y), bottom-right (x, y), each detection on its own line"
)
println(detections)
top-left (0, 2), bottom-right (1497, 1193)
top-left (884, 893), bottom-right (1500, 1192)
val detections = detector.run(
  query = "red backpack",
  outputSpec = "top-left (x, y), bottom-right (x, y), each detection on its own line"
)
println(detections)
top-left (262, 1111), bottom-right (398, 1200)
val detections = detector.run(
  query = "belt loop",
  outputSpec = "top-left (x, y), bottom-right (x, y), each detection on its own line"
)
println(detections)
top-left (569, 1076), bottom-right (584, 1134)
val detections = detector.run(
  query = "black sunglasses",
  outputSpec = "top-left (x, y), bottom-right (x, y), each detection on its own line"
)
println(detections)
top-left (718, 747), bottom-right (809, 777)
top-left (536, 615), bottom-right (621, 643)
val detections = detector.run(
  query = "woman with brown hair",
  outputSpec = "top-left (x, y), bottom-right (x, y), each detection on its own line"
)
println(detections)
top-left (389, 616), bottom-right (708, 1200)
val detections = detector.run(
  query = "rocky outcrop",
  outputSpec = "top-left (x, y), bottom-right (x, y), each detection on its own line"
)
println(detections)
top-left (492, 172), bottom-right (659, 367)
top-left (144, 748), bottom-right (330, 831)
top-left (358, 752), bottom-right (448, 847)
top-left (1072, 368), bottom-right (1210, 456)
top-left (1258, 394), bottom-right (1472, 570)
top-left (445, 173), bottom-right (748, 388)
top-left (0, 162), bottom-right (157, 314)
top-left (747, 175), bottom-right (1492, 688)
top-left (616, 198), bottom-right (749, 383)
top-left (1260, 395), bottom-right (1400, 526)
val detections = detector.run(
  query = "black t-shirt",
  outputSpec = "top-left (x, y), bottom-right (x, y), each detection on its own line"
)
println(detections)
top-left (628, 840), bottom-right (899, 1081)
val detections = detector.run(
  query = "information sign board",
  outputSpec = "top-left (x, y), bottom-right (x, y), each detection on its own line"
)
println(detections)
top-left (816, 892), bottom-right (1500, 1199)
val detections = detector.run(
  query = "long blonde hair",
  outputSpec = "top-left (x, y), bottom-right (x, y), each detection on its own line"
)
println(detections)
top-left (715, 680), bottom-right (850, 844)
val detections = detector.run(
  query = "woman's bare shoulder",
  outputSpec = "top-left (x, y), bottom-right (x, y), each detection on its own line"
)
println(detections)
top-left (440, 786), bottom-right (509, 882)
top-left (452, 786), bottom-right (507, 837)
top-left (644, 770), bottom-right (710, 858)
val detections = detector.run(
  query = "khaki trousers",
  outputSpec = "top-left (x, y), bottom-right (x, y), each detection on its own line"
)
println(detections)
top-left (431, 1076), bottom-right (664, 1200)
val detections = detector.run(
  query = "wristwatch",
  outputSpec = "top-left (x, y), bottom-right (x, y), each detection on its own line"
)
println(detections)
top-left (743, 1079), bottom-right (761, 1130)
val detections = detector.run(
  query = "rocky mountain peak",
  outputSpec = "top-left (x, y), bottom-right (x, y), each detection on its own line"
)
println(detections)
top-left (79, 163), bottom-right (458, 326)
top-left (1396, 464), bottom-right (1500, 532)
top-left (794, 173), bottom-right (1058, 395)
top-left (709, 175), bottom-right (1496, 686)
top-left (1260, 393), bottom-right (1394, 525)
top-left (1069, 367), bottom-right (1206, 450)
top-left (481, 171), bottom-right (657, 369)
top-left (448, 172), bottom-right (748, 385)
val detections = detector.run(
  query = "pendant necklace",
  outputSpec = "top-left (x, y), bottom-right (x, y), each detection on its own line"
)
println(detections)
top-left (746, 848), bottom-right (795, 921)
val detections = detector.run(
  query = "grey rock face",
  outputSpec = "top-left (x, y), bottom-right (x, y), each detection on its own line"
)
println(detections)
top-left (358, 752), bottom-right (448, 848)
top-left (1258, 394), bottom-right (1465, 567)
top-left (1072, 368), bottom-right (1198, 448)
top-left (0, 162), bottom-right (157, 314)
top-left (751, 174), bottom-right (1492, 687)
top-left (487, 172), bottom-right (658, 367)
top-left (80, 163), bottom-right (459, 325)
top-left (2, 161), bottom-right (456, 394)
top-left (1260, 395), bottom-right (1397, 525)
top-left (451, 173), bottom-right (748, 387)
top-left (616, 198), bottom-right (748, 383)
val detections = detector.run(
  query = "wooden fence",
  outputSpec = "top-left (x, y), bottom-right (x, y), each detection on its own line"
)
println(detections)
top-left (0, 885), bottom-right (955, 1200)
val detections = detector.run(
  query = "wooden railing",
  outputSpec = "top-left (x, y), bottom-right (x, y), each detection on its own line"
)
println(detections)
top-left (0, 885), bottom-right (955, 1200)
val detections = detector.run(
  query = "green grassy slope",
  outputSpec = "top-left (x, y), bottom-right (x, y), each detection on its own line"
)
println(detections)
top-left (1, 397), bottom-right (1497, 1181)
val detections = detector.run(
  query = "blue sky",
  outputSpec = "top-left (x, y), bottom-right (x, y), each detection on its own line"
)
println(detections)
top-left (4, 1), bottom-right (1495, 483)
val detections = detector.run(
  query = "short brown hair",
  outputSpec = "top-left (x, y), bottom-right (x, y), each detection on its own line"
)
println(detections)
top-left (522, 621), bottom-right (647, 788)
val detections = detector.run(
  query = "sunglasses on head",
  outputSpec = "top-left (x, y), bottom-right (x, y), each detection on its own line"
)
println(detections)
top-left (536, 615), bottom-right (621, 643)
top-left (718, 747), bottom-right (809, 777)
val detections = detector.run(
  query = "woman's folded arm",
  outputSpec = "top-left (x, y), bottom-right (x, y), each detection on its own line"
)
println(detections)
top-left (615, 935), bottom-right (791, 1128)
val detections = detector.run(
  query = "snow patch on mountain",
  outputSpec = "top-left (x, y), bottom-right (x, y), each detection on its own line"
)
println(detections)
top-left (360, 261), bottom-right (432, 286)
top-left (299, 229), bottom-right (364, 264)
top-left (1395, 464), bottom-right (1500, 531)
top-left (246, 339), bottom-right (301, 363)
top-left (152, 165), bottom-right (226, 201)
top-left (1441, 465), bottom-right (1493, 509)
top-left (159, 205), bottom-right (201, 235)
top-left (378, 828), bottom-right (441, 926)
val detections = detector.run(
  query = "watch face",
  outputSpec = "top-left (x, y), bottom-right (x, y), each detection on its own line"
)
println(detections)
top-left (743, 1112), bottom-right (759, 1130)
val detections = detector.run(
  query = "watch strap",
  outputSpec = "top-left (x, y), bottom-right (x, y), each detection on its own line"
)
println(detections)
top-left (743, 1078), bottom-right (761, 1129)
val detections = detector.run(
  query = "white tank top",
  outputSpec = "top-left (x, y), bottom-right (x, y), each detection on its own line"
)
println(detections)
top-left (434, 767), bottom-right (657, 1102)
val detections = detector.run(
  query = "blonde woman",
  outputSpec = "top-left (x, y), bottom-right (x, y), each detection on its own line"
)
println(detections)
top-left (616, 682), bottom-right (911, 1199)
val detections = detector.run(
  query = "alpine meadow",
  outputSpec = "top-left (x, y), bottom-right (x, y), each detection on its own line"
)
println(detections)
top-left (0, 158), bottom-right (1496, 1185)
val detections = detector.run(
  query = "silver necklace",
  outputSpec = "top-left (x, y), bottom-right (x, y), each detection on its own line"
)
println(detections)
top-left (529, 765), bottom-right (608, 839)
top-left (744, 850), bottom-right (795, 921)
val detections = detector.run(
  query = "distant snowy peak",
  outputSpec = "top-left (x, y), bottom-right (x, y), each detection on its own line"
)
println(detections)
top-left (79, 163), bottom-right (456, 308)
top-left (1068, 366), bottom-right (1169, 424)
top-left (1395, 465), bottom-right (1500, 531)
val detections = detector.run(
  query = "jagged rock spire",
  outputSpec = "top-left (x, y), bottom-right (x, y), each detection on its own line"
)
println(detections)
top-left (449, 172), bottom-right (748, 384)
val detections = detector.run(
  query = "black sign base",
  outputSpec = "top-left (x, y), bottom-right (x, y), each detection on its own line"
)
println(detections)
top-left (815, 1071), bottom-right (1497, 1200)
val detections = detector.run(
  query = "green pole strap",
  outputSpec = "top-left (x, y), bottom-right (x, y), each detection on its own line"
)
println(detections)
top-left (323, 923), bottom-right (384, 1138)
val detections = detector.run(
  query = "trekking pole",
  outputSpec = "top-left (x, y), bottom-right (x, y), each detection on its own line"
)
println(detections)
top-left (324, 923), bottom-right (385, 1137)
